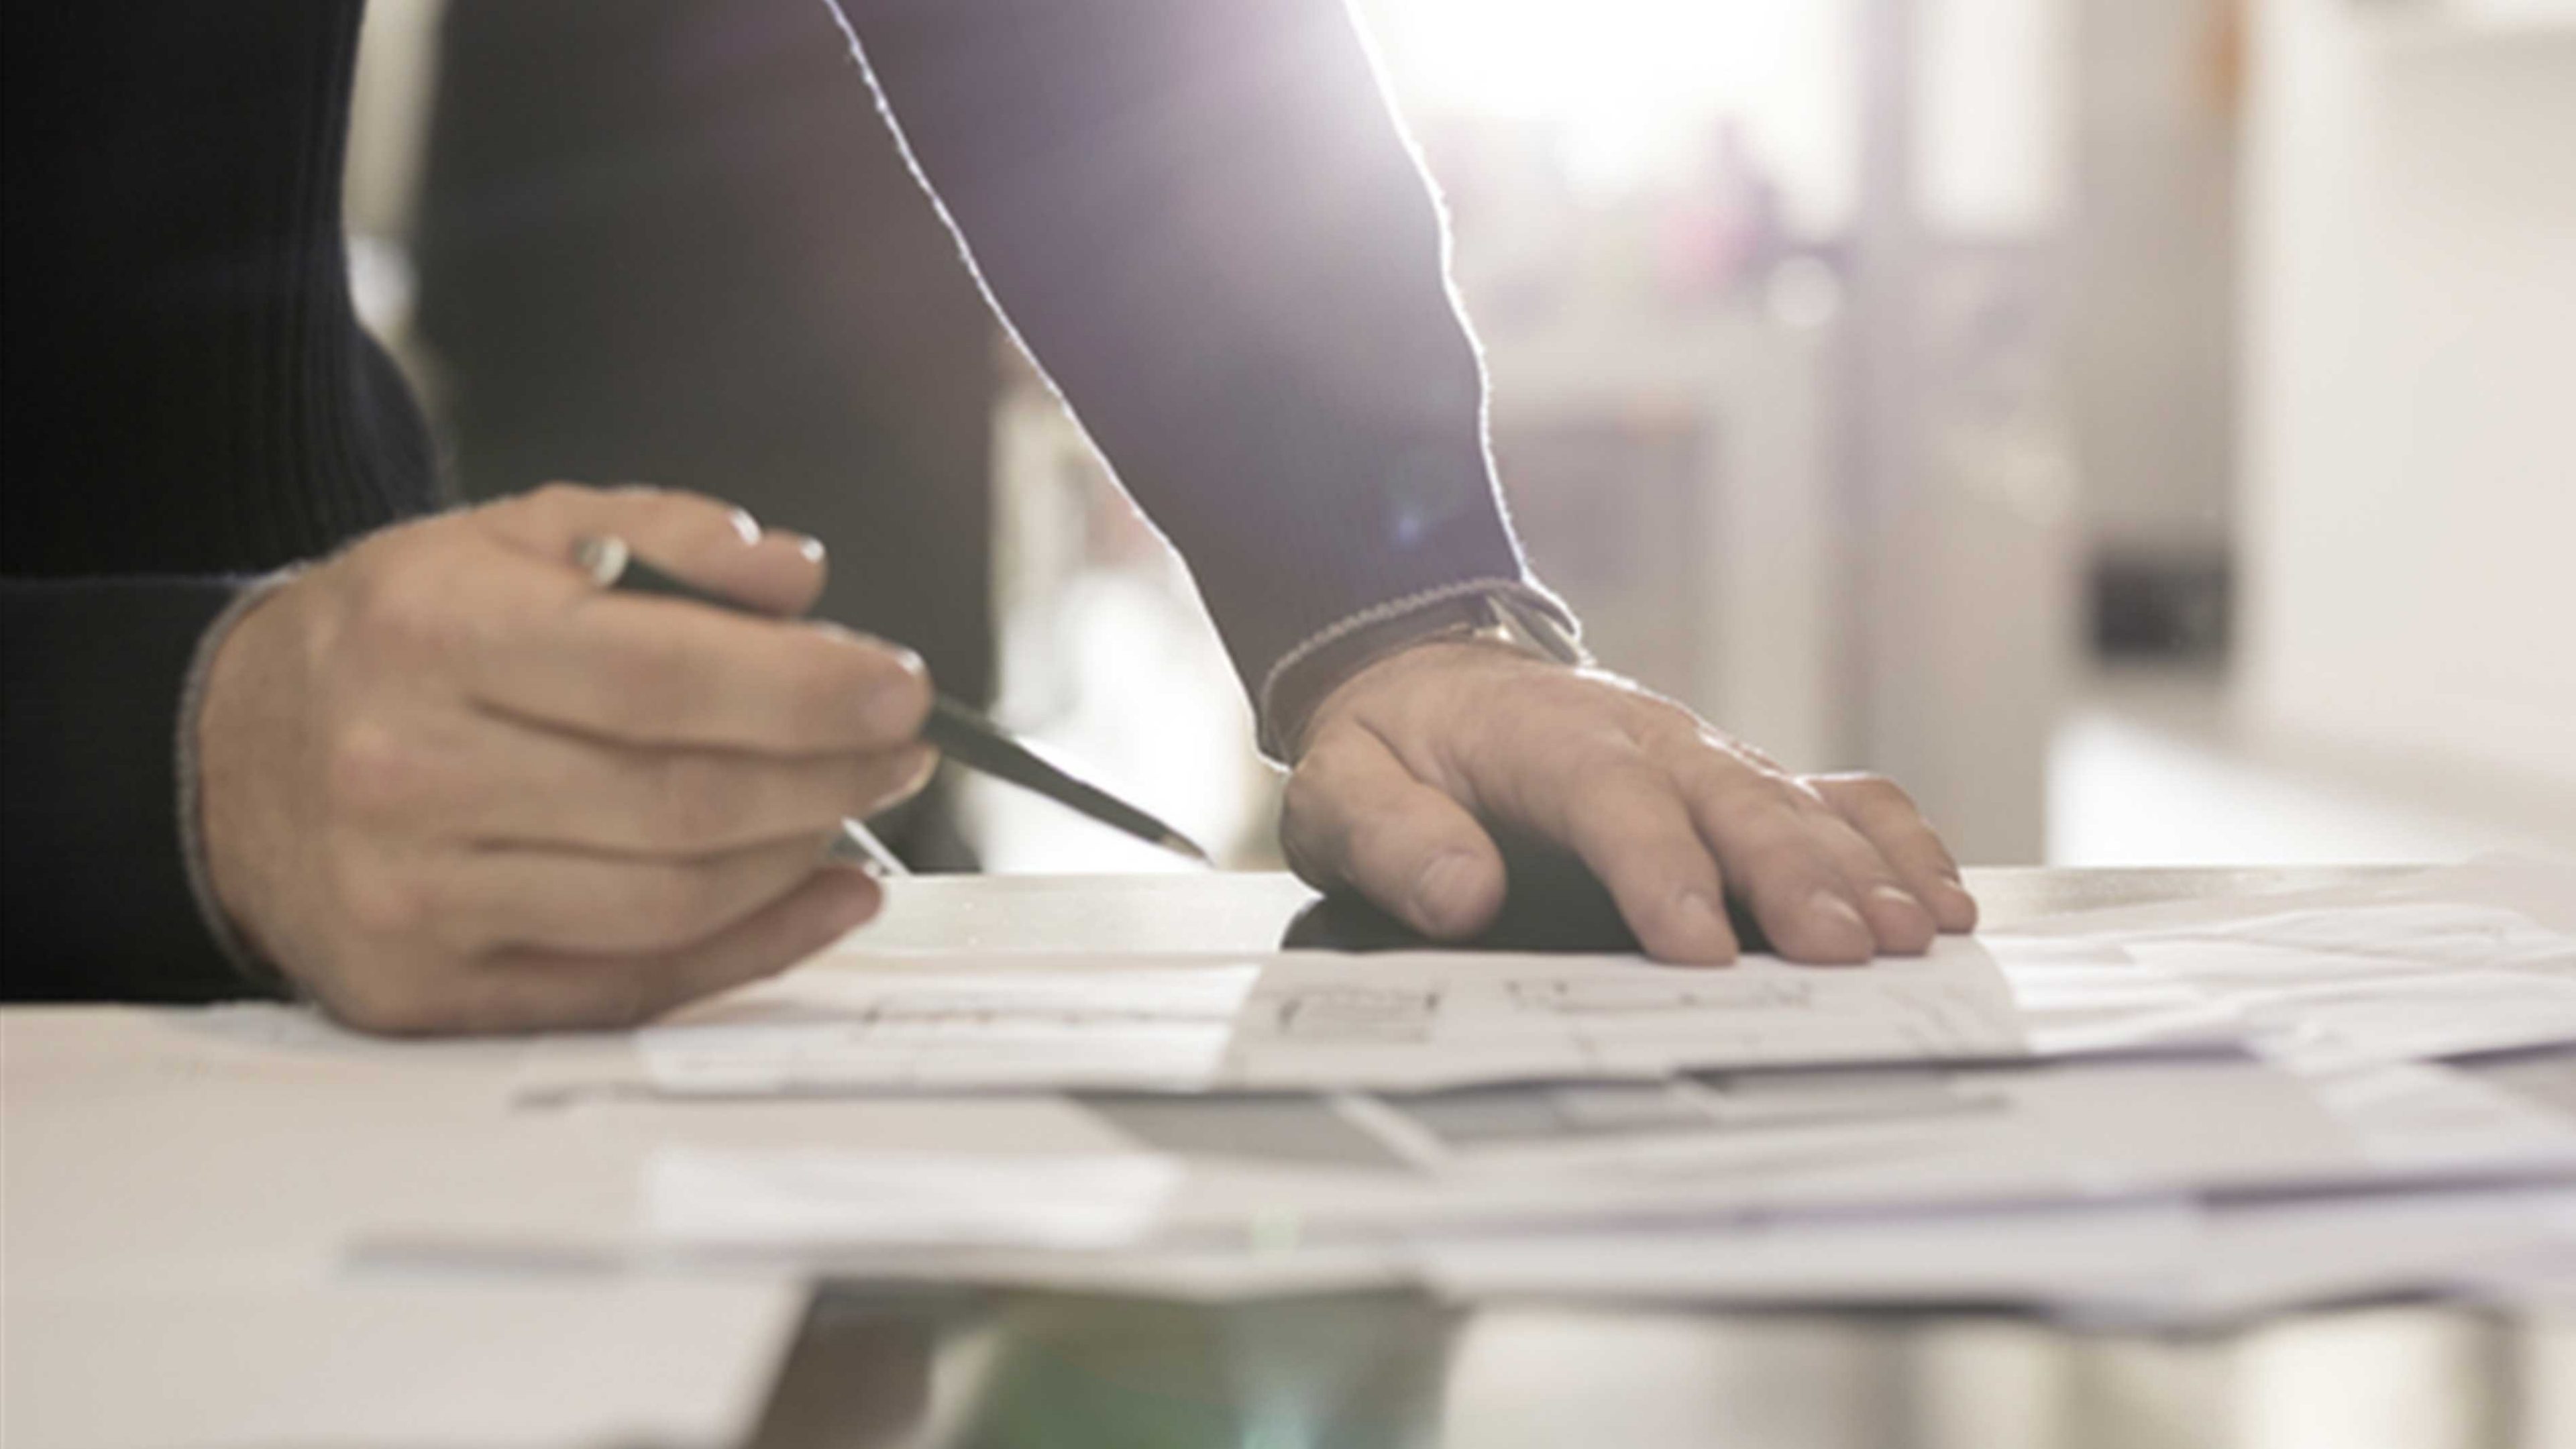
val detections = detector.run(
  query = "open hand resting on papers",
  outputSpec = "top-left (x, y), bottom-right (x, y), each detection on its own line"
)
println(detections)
top-left (1281, 640), bottom-right (1979, 965)
top-left (195, 484), bottom-right (936, 1033)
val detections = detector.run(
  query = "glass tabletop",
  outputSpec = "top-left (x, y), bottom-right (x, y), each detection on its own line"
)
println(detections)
top-left (748, 1283), bottom-right (2569, 1449)
top-left (743, 866), bottom-right (2571, 1449)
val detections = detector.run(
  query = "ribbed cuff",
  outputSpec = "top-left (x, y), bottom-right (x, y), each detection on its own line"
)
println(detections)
top-left (174, 568), bottom-right (303, 994)
top-left (1254, 578), bottom-right (1585, 761)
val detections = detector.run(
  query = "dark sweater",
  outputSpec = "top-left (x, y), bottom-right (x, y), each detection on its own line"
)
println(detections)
top-left (2, 0), bottom-right (1543, 1002)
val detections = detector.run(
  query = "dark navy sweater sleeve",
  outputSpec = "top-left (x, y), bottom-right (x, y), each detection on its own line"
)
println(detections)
top-left (3, 3), bottom-right (436, 1002)
top-left (1, 579), bottom-right (262, 1002)
top-left (828, 0), bottom-right (1546, 700)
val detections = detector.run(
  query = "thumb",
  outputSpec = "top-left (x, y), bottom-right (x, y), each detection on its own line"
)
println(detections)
top-left (1282, 724), bottom-right (1507, 938)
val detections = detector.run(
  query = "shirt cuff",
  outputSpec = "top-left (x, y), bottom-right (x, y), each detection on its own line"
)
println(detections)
top-left (174, 568), bottom-right (303, 994)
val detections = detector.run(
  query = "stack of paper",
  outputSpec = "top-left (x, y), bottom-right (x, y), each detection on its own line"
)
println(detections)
top-left (442, 857), bottom-right (2576, 1325)
top-left (628, 932), bottom-right (2232, 1098)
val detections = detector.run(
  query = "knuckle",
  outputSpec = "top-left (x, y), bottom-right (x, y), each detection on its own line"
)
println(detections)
top-left (621, 486), bottom-right (733, 549)
top-left (1678, 764), bottom-right (1755, 820)
top-left (321, 719), bottom-right (424, 820)
top-left (607, 480), bottom-right (681, 507)
top-left (349, 549), bottom-right (460, 659)
top-left (1667, 753), bottom-right (1752, 808)
top-left (1826, 771), bottom-right (1917, 815)
top-left (1624, 692), bottom-right (1701, 743)
top-left (651, 488), bottom-right (734, 534)
top-left (1715, 788), bottom-right (1819, 849)
top-left (522, 480), bottom-right (607, 533)
top-left (1743, 767), bottom-right (1817, 815)
top-left (1782, 775), bottom-right (1839, 816)
top-left (530, 480), bottom-right (596, 511)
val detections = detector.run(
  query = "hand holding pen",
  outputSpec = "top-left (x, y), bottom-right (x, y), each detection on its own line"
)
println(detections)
top-left (191, 484), bottom-right (989, 1034)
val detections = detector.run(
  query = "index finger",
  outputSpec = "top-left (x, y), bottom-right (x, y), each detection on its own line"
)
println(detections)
top-left (1445, 706), bottom-right (1741, 964)
top-left (478, 482), bottom-right (829, 619)
top-left (455, 540), bottom-right (933, 754)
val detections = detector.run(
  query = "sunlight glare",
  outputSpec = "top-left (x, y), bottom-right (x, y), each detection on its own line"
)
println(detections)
top-left (1365, 0), bottom-right (1847, 213)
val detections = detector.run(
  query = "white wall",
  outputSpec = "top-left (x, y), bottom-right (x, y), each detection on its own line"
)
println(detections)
top-left (2241, 0), bottom-right (2576, 791)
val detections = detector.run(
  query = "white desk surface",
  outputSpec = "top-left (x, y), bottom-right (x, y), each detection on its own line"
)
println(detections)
top-left (14, 865), bottom-right (2548, 1449)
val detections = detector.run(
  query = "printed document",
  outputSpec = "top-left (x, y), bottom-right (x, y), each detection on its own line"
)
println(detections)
top-left (1993, 862), bottom-right (2576, 1071)
top-left (635, 939), bottom-right (2130, 1095)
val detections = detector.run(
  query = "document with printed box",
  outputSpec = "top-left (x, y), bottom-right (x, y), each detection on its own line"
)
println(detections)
top-left (629, 936), bottom-right (2235, 1098)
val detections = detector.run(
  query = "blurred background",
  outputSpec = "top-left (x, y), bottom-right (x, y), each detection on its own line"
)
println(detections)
top-left (342, 0), bottom-right (2576, 875)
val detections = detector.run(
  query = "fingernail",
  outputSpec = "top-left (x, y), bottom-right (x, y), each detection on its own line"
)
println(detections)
top-left (1412, 852), bottom-right (1485, 934)
top-left (1937, 879), bottom-right (1979, 924)
top-left (729, 507), bottom-right (762, 544)
top-left (794, 533), bottom-right (826, 564)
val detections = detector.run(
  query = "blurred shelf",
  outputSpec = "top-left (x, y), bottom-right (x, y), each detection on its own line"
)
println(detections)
top-left (2351, 0), bottom-right (2576, 47)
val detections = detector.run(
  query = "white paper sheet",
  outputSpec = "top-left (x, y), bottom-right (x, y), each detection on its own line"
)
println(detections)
top-left (1414, 1197), bottom-right (2200, 1307)
top-left (2008, 898), bottom-right (2576, 1071)
top-left (2302, 1057), bottom-right (2576, 1171)
top-left (639, 966), bottom-right (1259, 1093)
top-left (635, 938), bottom-right (2227, 1097)
top-left (1339, 1054), bottom-right (2575, 1234)
top-left (1415, 1181), bottom-right (2576, 1322)
top-left (645, 1147), bottom-right (1185, 1250)
top-left (1224, 945), bottom-right (2037, 1088)
top-left (561, 1053), bottom-right (2576, 1274)
top-left (2161, 1181), bottom-right (2576, 1321)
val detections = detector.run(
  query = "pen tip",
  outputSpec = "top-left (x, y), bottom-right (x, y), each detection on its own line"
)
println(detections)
top-left (1161, 831), bottom-right (1215, 866)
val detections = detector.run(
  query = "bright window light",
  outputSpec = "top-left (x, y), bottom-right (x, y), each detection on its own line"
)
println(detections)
top-left (1360, 0), bottom-right (1854, 224)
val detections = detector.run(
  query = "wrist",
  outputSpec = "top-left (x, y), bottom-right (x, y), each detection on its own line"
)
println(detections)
top-left (1260, 584), bottom-right (1586, 762)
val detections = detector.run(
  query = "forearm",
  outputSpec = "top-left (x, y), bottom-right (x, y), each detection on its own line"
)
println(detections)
top-left (2, 576), bottom-right (276, 1002)
top-left (830, 0), bottom-right (1565, 730)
